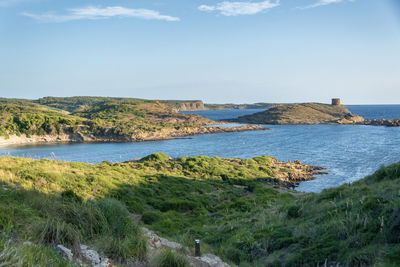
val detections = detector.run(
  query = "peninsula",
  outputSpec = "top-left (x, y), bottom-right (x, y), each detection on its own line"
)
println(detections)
top-left (0, 97), bottom-right (266, 146)
top-left (231, 99), bottom-right (400, 126)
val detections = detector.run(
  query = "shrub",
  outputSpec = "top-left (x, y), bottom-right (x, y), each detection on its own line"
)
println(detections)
top-left (139, 153), bottom-right (171, 162)
top-left (61, 189), bottom-right (83, 203)
top-left (101, 234), bottom-right (148, 262)
top-left (287, 205), bottom-right (301, 218)
top-left (35, 219), bottom-right (80, 251)
top-left (142, 210), bottom-right (164, 224)
top-left (155, 249), bottom-right (190, 267)
top-left (159, 199), bottom-right (198, 212)
top-left (96, 198), bottom-right (138, 238)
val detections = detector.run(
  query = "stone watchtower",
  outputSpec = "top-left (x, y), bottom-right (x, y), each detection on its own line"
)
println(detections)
top-left (331, 98), bottom-right (341, 106)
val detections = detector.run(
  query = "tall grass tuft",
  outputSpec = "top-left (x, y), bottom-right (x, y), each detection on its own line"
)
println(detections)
top-left (155, 249), bottom-right (191, 267)
top-left (35, 219), bottom-right (81, 252)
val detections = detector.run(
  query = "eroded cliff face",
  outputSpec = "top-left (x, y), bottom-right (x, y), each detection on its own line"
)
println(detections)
top-left (159, 101), bottom-right (206, 111)
top-left (177, 101), bottom-right (205, 111)
top-left (166, 101), bottom-right (276, 111)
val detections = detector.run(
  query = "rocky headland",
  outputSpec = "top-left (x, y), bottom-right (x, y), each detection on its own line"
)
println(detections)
top-left (231, 102), bottom-right (365, 125)
top-left (230, 101), bottom-right (400, 126)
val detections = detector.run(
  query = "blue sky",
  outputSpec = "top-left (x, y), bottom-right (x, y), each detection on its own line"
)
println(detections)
top-left (0, 0), bottom-right (399, 104)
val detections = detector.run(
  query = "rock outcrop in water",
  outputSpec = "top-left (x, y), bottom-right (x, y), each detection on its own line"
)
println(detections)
top-left (365, 118), bottom-right (400, 127)
top-left (231, 102), bottom-right (365, 125)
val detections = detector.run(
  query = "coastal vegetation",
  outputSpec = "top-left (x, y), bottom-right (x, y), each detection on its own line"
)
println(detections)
top-left (0, 97), bottom-right (269, 146)
top-left (0, 153), bottom-right (399, 265)
top-left (0, 103), bottom-right (83, 138)
top-left (0, 97), bottom-right (215, 142)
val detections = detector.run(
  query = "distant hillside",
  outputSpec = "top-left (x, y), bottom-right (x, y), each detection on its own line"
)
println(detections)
top-left (233, 102), bottom-right (365, 124)
top-left (159, 100), bottom-right (205, 111)
top-left (159, 101), bottom-right (276, 111)
top-left (36, 96), bottom-right (149, 113)
top-left (205, 103), bottom-right (276, 110)
top-left (36, 97), bottom-right (207, 112)
top-left (2, 96), bottom-right (276, 112)
top-left (0, 97), bottom-right (266, 146)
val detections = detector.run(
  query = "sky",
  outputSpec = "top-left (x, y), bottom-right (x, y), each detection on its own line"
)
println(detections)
top-left (0, 0), bottom-right (400, 104)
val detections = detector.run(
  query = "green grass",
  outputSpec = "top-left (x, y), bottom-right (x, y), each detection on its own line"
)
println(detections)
top-left (0, 184), bottom-right (148, 264)
top-left (0, 237), bottom-right (75, 266)
top-left (0, 154), bottom-right (400, 265)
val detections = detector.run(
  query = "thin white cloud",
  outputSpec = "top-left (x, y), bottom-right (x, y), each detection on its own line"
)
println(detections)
top-left (198, 0), bottom-right (280, 16)
top-left (298, 0), bottom-right (352, 9)
top-left (21, 6), bottom-right (180, 22)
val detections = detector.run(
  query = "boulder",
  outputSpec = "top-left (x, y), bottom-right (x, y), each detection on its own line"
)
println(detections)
top-left (187, 254), bottom-right (230, 267)
top-left (80, 245), bottom-right (100, 265)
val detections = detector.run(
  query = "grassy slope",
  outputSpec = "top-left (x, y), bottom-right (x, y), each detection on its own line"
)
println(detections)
top-left (0, 154), bottom-right (399, 265)
top-left (35, 96), bottom-right (148, 113)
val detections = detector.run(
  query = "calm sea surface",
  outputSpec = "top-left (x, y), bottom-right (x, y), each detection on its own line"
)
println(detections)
top-left (1, 105), bottom-right (400, 193)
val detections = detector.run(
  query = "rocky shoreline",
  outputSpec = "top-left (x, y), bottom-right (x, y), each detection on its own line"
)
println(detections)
top-left (268, 158), bottom-right (328, 186)
top-left (0, 124), bottom-right (267, 147)
top-left (361, 118), bottom-right (400, 127)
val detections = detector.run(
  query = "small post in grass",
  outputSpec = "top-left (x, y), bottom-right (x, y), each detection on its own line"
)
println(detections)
top-left (195, 239), bottom-right (200, 257)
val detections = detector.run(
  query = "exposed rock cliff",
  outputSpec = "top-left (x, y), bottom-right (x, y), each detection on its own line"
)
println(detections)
top-left (160, 100), bottom-right (206, 111)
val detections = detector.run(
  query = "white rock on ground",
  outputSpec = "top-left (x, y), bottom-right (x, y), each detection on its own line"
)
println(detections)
top-left (143, 227), bottom-right (231, 267)
top-left (187, 254), bottom-right (231, 267)
top-left (80, 245), bottom-right (101, 264)
top-left (80, 244), bottom-right (112, 267)
top-left (143, 227), bottom-right (182, 250)
top-left (56, 245), bottom-right (73, 261)
top-left (56, 229), bottom-right (230, 267)
top-left (55, 244), bottom-right (111, 267)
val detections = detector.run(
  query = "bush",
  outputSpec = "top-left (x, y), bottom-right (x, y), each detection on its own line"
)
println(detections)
top-left (35, 219), bottom-right (80, 251)
top-left (101, 234), bottom-right (148, 262)
top-left (140, 153), bottom-right (171, 162)
top-left (97, 198), bottom-right (138, 238)
top-left (142, 210), bottom-right (164, 224)
top-left (287, 205), bottom-right (301, 218)
top-left (159, 199), bottom-right (198, 212)
top-left (95, 198), bottom-right (148, 261)
top-left (156, 249), bottom-right (190, 267)
top-left (61, 189), bottom-right (83, 203)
